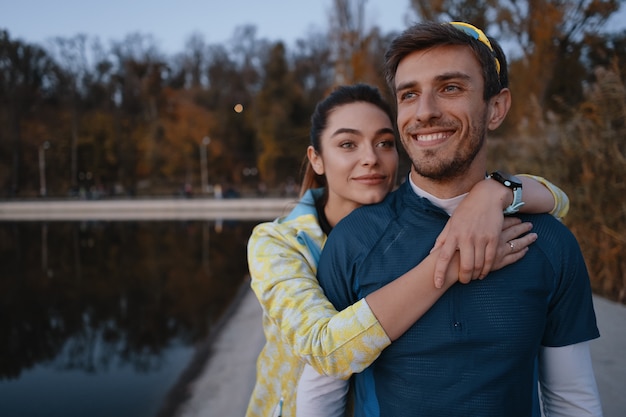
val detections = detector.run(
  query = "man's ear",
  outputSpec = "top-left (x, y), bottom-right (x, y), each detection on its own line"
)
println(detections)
top-left (307, 146), bottom-right (325, 175)
top-left (487, 88), bottom-right (511, 130)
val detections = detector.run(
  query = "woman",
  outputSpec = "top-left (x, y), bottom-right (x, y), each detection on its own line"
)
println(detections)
top-left (246, 84), bottom-right (568, 417)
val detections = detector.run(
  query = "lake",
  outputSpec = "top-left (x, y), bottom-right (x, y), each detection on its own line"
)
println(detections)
top-left (0, 219), bottom-right (260, 417)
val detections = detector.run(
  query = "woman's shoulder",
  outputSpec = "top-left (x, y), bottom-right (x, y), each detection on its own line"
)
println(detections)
top-left (339, 185), bottom-right (406, 224)
top-left (252, 212), bottom-right (320, 239)
top-left (250, 194), bottom-right (325, 248)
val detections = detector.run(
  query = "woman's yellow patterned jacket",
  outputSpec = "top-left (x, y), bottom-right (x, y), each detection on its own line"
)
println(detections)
top-left (245, 188), bottom-right (391, 417)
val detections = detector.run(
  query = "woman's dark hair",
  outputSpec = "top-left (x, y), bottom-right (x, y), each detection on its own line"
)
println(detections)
top-left (299, 83), bottom-right (395, 198)
top-left (384, 21), bottom-right (508, 101)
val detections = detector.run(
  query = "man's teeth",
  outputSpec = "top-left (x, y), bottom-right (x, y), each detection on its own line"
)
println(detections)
top-left (417, 132), bottom-right (448, 142)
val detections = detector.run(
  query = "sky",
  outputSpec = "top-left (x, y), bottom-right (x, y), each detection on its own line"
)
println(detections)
top-left (0, 0), bottom-right (415, 54)
top-left (2, 0), bottom-right (624, 57)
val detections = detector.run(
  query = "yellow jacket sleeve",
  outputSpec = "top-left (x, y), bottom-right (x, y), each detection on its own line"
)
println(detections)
top-left (518, 174), bottom-right (570, 219)
top-left (248, 215), bottom-right (391, 379)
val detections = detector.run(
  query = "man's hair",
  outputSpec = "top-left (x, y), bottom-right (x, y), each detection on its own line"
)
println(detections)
top-left (384, 21), bottom-right (508, 101)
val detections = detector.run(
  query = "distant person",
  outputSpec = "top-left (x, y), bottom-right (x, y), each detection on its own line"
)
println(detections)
top-left (246, 83), bottom-right (569, 417)
top-left (316, 22), bottom-right (602, 416)
top-left (183, 182), bottom-right (192, 198)
top-left (223, 184), bottom-right (240, 198)
top-left (282, 177), bottom-right (298, 197)
top-left (256, 181), bottom-right (268, 197)
top-left (213, 183), bottom-right (223, 199)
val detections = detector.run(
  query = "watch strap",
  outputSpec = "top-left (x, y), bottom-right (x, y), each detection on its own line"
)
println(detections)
top-left (489, 171), bottom-right (525, 214)
top-left (504, 187), bottom-right (525, 214)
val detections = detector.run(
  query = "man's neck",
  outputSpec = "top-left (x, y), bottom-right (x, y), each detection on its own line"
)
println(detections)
top-left (408, 176), bottom-right (469, 215)
top-left (408, 168), bottom-right (484, 199)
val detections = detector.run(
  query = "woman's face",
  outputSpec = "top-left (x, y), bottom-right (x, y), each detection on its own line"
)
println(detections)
top-left (308, 101), bottom-right (399, 224)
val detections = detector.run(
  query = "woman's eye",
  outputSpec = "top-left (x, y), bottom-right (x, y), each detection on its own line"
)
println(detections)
top-left (339, 141), bottom-right (355, 149)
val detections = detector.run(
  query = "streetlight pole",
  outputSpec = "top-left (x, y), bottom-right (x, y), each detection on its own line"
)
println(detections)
top-left (38, 141), bottom-right (50, 197)
top-left (200, 136), bottom-right (211, 195)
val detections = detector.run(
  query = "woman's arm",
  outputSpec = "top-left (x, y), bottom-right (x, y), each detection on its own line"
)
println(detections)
top-left (432, 175), bottom-right (569, 286)
top-left (365, 217), bottom-right (535, 341)
top-left (517, 174), bottom-right (569, 219)
top-left (249, 216), bottom-right (535, 377)
top-left (248, 220), bottom-right (390, 378)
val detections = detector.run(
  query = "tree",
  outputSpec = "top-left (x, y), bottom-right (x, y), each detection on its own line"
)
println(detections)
top-left (584, 29), bottom-right (626, 85)
top-left (0, 30), bottom-right (61, 196)
top-left (199, 32), bottom-right (260, 186)
top-left (254, 42), bottom-right (308, 187)
top-left (292, 32), bottom-right (335, 103)
top-left (49, 34), bottom-right (94, 193)
top-left (109, 33), bottom-right (170, 194)
top-left (327, 0), bottom-right (391, 88)
top-left (180, 32), bottom-right (207, 89)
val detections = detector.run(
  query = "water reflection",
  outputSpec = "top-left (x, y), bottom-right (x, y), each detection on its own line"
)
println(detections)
top-left (0, 219), bottom-right (257, 417)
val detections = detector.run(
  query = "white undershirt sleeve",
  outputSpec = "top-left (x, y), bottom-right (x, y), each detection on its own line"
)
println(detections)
top-left (538, 342), bottom-right (603, 416)
top-left (296, 363), bottom-right (348, 417)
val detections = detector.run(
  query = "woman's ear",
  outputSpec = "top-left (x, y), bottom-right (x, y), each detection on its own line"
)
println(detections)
top-left (307, 146), bottom-right (325, 175)
top-left (487, 88), bottom-right (511, 130)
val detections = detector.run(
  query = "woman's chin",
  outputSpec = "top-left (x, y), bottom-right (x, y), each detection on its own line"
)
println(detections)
top-left (356, 191), bottom-right (387, 206)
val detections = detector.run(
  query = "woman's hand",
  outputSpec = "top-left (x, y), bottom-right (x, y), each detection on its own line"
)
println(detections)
top-left (436, 217), bottom-right (536, 287)
top-left (490, 217), bottom-right (537, 272)
top-left (432, 179), bottom-right (511, 288)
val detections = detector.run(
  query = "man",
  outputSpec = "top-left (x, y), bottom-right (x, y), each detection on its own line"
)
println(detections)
top-left (316, 21), bottom-right (602, 416)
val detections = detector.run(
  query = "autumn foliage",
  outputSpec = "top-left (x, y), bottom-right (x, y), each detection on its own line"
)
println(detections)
top-left (0, 0), bottom-right (624, 302)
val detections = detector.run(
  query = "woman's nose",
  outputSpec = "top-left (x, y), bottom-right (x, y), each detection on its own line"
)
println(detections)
top-left (360, 144), bottom-right (378, 166)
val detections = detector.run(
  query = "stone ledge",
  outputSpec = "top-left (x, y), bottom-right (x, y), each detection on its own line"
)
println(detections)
top-left (0, 198), bottom-right (296, 221)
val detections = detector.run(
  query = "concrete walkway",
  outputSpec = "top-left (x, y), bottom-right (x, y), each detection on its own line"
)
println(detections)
top-left (589, 295), bottom-right (626, 417)
top-left (173, 284), bottom-right (264, 417)
top-left (173, 289), bottom-right (626, 417)
top-left (0, 198), bottom-right (295, 221)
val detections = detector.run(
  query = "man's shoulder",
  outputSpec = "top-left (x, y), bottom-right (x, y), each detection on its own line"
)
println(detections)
top-left (336, 184), bottom-right (408, 227)
top-left (518, 213), bottom-right (585, 263)
top-left (518, 212), bottom-right (575, 239)
top-left (329, 192), bottom-right (404, 246)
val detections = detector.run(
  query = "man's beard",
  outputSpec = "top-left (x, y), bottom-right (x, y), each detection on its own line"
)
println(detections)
top-left (409, 118), bottom-right (487, 182)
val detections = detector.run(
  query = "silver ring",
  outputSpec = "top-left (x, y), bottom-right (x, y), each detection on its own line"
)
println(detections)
top-left (509, 241), bottom-right (515, 252)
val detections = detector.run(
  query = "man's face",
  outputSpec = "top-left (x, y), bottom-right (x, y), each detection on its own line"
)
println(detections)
top-left (394, 45), bottom-right (490, 185)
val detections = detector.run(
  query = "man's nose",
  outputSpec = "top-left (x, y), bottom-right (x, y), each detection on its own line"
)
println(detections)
top-left (414, 92), bottom-right (442, 123)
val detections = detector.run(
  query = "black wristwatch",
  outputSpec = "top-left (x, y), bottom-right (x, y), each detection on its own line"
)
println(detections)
top-left (488, 171), bottom-right (525, 214)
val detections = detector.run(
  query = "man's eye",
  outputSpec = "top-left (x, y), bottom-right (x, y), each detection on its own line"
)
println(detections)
top-left (399, 91), bottom-right (416, 101)
top-left (443, 85), bottom-right (461, 93)
top-left (377, 139), bottom-right (396, 148)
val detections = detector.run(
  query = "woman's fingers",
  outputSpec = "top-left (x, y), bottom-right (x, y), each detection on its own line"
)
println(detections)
top-left (475, 218), bottom-right (523, 280)
top-left (501, 220), bottom-right (533, 243)
top-left (493, 230), bottom-right (538, 271)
